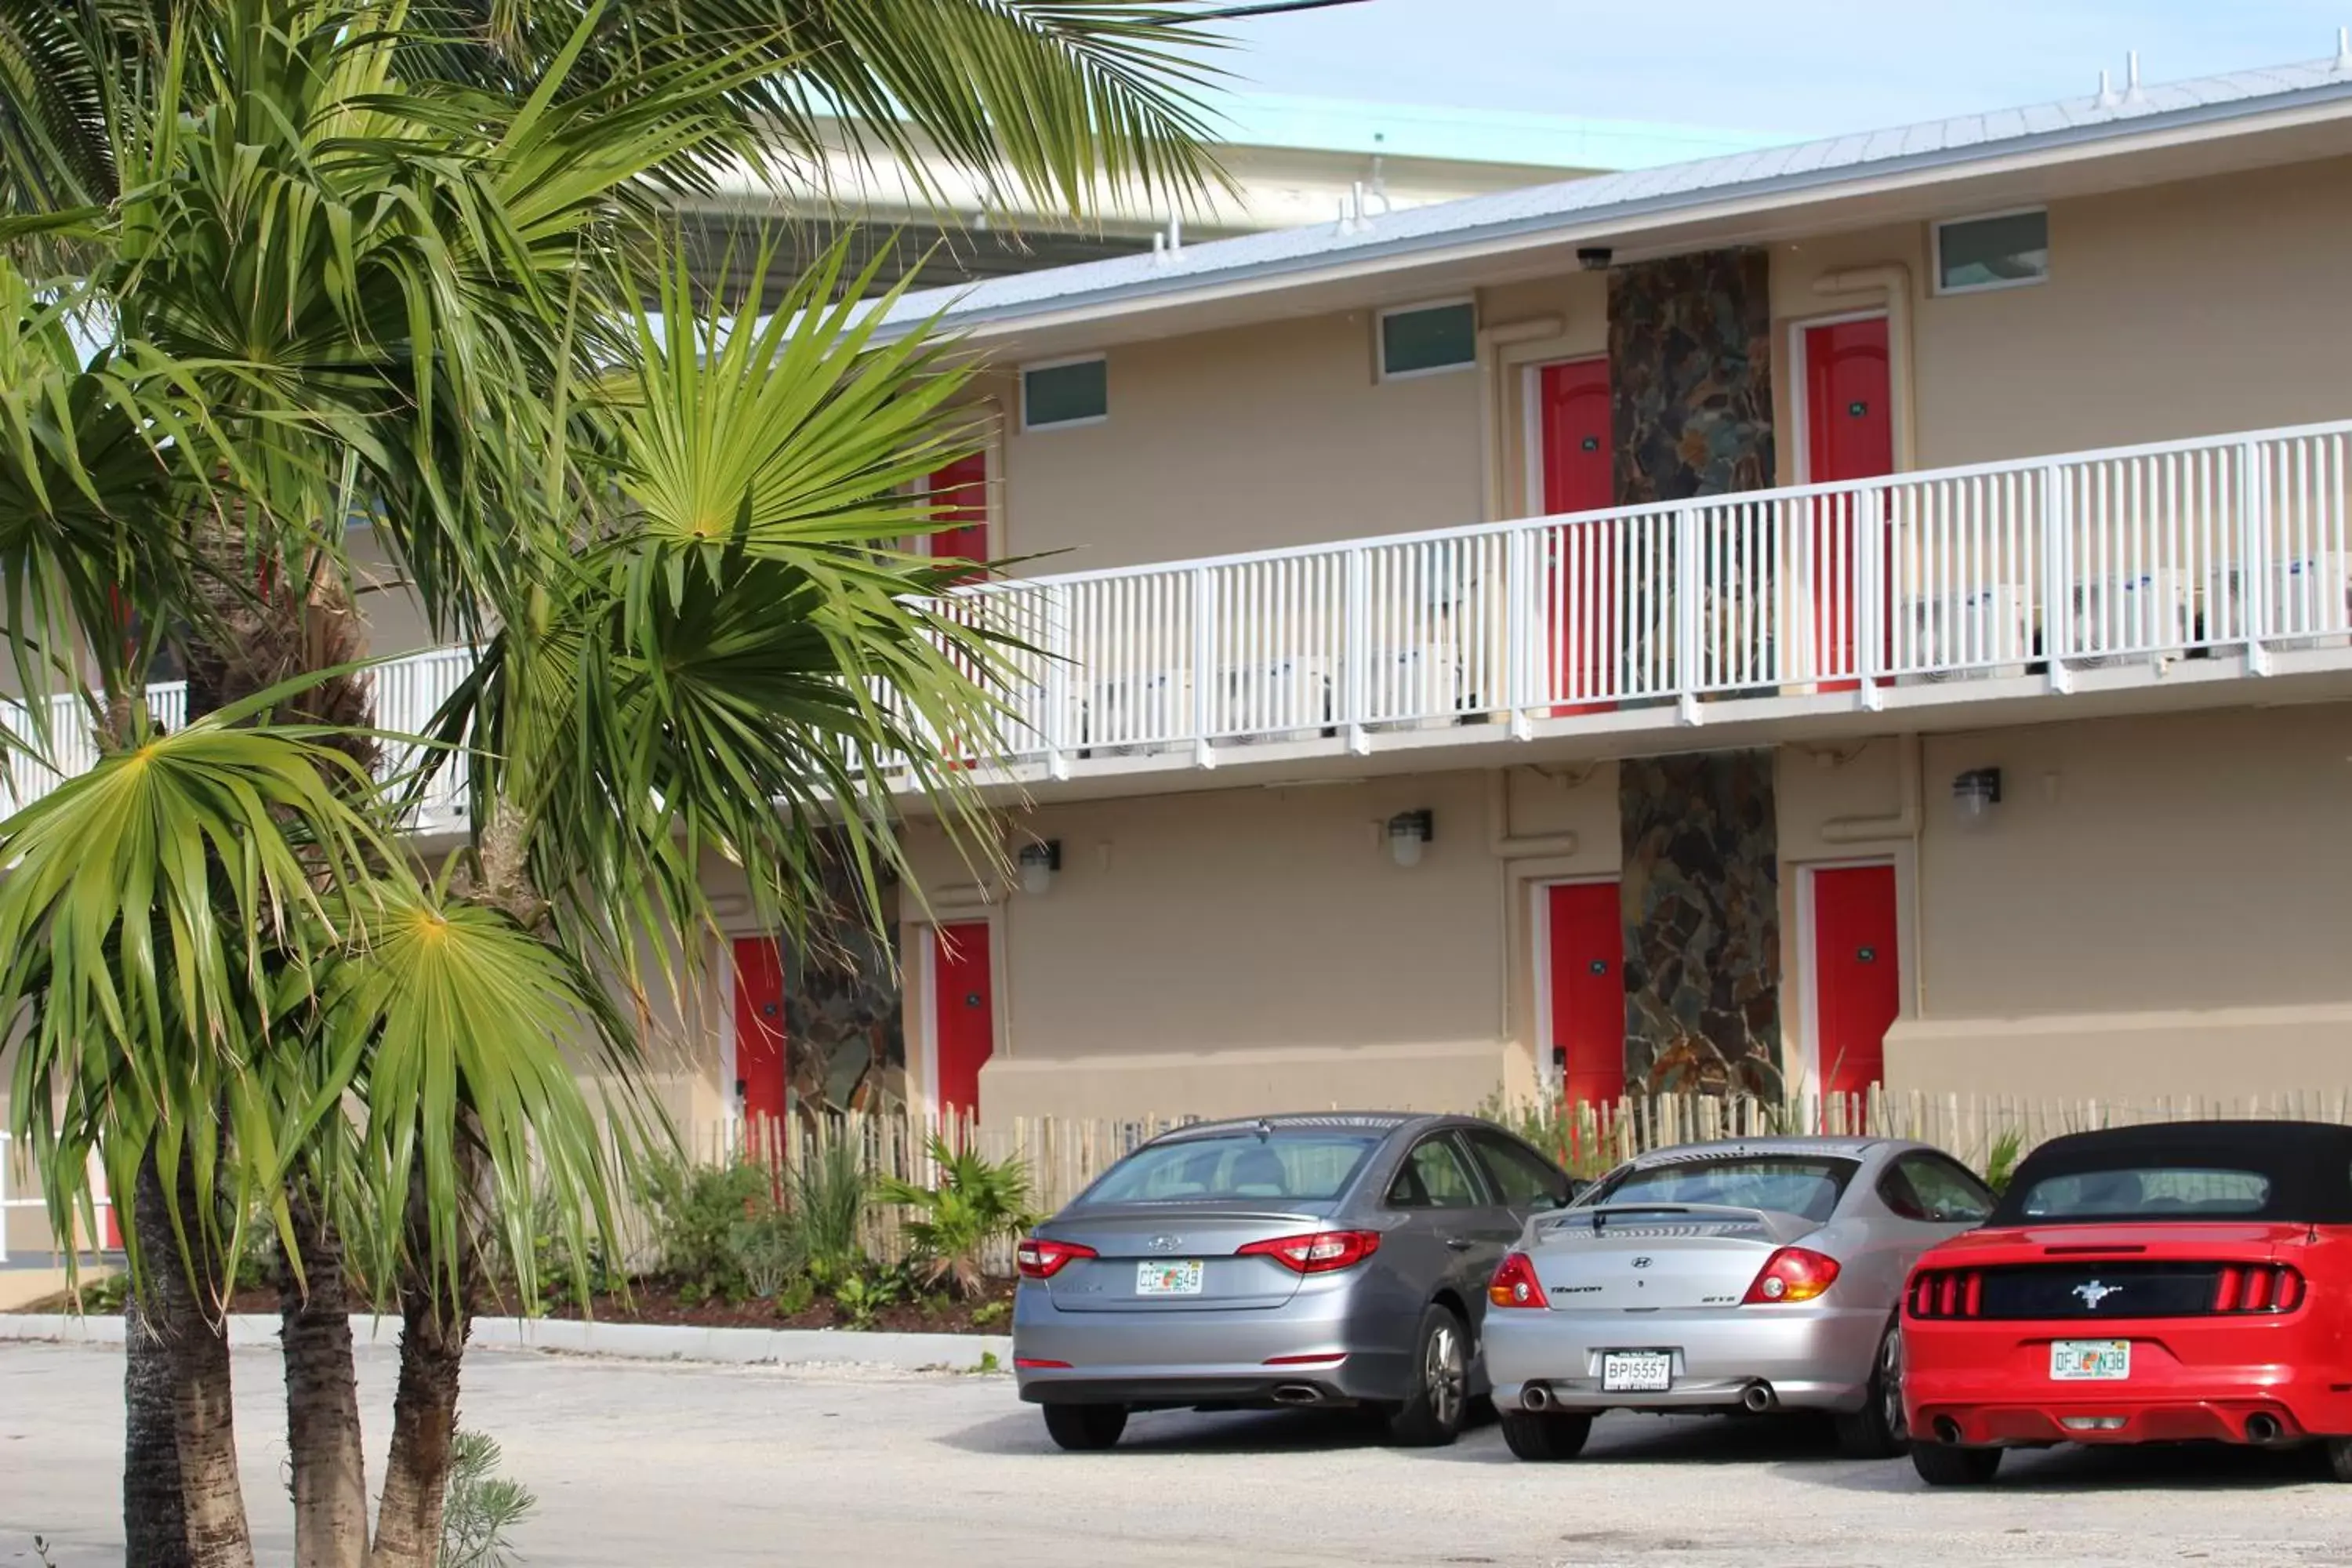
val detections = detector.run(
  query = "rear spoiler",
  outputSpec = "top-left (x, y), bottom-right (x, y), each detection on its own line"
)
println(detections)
top-left (1539, 1202), bottom-right (1820, 1246)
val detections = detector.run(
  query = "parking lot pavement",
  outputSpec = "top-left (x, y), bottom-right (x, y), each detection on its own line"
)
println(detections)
top-left (7, 1342), bottom-right (2352, 1567)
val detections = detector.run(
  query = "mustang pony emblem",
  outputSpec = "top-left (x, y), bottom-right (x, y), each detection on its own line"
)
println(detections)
top-left (2073, 1279), bottom-right (2122, 1309)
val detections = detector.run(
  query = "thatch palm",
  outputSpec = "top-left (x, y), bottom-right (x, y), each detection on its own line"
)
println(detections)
top-left (0, 2), bottom-right (1214, 1564)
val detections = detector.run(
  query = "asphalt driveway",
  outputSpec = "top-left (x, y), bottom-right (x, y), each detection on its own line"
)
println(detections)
top-left (5, 1342), bottom-right (2350, 1566)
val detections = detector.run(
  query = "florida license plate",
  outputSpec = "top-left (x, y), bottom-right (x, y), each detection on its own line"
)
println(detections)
top-left (1601, 1351), bottom-right (1674, 1392)
top-left (2049, 1339), bottom-right (2130, 1381)
top-left (1135, 1260), bottom-right (1204, 1296)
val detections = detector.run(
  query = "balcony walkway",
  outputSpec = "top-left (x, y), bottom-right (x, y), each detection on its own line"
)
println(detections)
top-left (6, 419), bottom-right (2349, 817)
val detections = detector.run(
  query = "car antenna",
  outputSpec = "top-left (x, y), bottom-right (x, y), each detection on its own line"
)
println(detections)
top-left (1254, 1117), bottom-right (1273, 1141)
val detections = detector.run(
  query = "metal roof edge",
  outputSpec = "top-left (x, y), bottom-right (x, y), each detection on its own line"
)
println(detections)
top-left (864, 74), bottom-right (2352, 345)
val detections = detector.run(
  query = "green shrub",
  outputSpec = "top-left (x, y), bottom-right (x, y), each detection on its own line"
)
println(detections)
top-left (829, 1267), bottom-right (901, 1330)
top-left (878, 1137), bottom-right (1036, 1301)
top-left (772, 1276), bottom-right (817, 1319)
top-left (439, 1429), bottom-right (535, 1568)
top-left (728, 1207), bottom-right (807, 1301)
top-left (638, 1156), bottom-right (772, 1303)
top-left (790, 1136), bottom-right (871, 1276)
top-left (1981, 1128), bottom-right (2026, 1195)
top-left (969, 1298), bottom-right (1008, 1328)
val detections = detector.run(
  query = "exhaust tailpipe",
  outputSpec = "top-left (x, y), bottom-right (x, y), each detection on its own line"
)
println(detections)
top-left (2245, 1413), bottom-right (2282, 1445)
top-left (1270, 1385), bottom-right (1322, 1407)
top-left (1933, 1417), bottom-right (1964, 1446)
top-left (1520, 1383), bottom-right (1552, 1413)
top-left (1740, 1383), bottom-right (1775, 1413)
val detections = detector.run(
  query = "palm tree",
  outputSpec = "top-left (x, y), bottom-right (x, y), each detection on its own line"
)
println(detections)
top-left (0, 2), bottom-right (1214, 1563)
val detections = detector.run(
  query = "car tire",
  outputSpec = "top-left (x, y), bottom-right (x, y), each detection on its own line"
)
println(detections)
top-left (2326, 1438), bottom-right (2352, 1484)
top-left (1042, 1403), bottom-right (1128, 1452)
top-left (1910, 1441), bottom-right (2002, 1487)
top-left (1384, 1303), bottom-right (1471, 1448)
top-left (1832, 1323), bottom-right (1909, 1460)
top-left (1501, 1410), bottom-right (1592, 1462)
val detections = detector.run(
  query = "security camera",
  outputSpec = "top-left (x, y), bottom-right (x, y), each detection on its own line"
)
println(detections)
top-left (1577, 246), bottom-right (1613, 270)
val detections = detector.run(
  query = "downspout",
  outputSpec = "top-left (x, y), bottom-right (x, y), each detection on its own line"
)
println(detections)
top-left (1811, 264), bottom-right (1917, 473)
top-left (1817, 733), bottom-right (1926, 1014)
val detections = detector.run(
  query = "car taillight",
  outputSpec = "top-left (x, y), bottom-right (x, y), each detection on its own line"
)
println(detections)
top-left (1017, 1238), bottom-right (1096, 1279)
top-left (1908, 1268), bottom-right (1984, 1319)
top-left (2214, 1263), bottom-right (2303, 1314)
top-left (1488, 1251), bottom-right (1549, 1309)
top-left (1742, 1247), bottom-right (1841, 1305)
top-left (1236, 1230), bottom-right (1381, 1275)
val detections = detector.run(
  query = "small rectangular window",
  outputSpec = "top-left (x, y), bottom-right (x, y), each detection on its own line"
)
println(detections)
top-left (1021, 356), bottom-right (1108, 430)
top-left (1378, 299), bottom-right (1477, 379)
top-left (1935, 209), bottom-right (2049, 295)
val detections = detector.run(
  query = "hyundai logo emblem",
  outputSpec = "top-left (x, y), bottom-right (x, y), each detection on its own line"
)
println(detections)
top-left (1631, 1256), bottom-right (1652, 1269)
top-left (2073, 1279), bottom-right (2121, 1309)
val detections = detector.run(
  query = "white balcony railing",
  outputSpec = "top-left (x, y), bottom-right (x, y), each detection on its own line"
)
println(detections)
top-left (927, 417), bottom-right (2352, 774)
top-left (4, 420), bottom-right (2348, 815)
top-left (0, 646), bottom-right (476, 828)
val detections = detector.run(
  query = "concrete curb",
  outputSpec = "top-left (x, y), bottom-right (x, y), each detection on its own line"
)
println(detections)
top-left (0, 1312), bottom-right (1011, 1371)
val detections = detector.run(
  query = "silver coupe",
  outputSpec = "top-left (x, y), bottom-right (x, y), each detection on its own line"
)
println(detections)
top-left (1012, 1112), bottom-right (1580, 1450)
top-left (1483, 1135), bottom-right (1995, 1461)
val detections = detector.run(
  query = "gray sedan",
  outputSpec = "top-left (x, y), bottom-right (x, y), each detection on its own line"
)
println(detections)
top-left (1012, 1112), bottom-right (1580, 1450)
top-left (1484, 1136), bottom-right (1994, 1462)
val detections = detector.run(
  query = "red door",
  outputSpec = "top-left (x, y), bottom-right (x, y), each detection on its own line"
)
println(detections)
top-left (1803, 318), bottom-right (1894, 691)
top-left (731, 936), bottom-right (789, 1134)
top-left (1545, 881), bottom-right (1625, 1106)
top-left (1537, 358), bottom-right (1617, 716)
top-left (933, 922), bottom-right (995, 1119)
top-left (1811, 865), bottom-right (1899, 1099)
top-left (926, 453), bottom-right (989, 579)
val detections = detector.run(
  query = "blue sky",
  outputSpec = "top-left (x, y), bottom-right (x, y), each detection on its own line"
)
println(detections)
top-left (1217, 0), bottom-right (2352, 137)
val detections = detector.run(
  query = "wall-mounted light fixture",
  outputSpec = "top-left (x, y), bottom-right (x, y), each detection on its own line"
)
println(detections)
top-left (1017, 838), bottom-right (1062, 895)
top-left (1576, 245), bottom-right (1614, 271)
top-left (1387, 809), bottom-right (1434, 868)
top-left (1951, 768), bottom-right (2002, 825)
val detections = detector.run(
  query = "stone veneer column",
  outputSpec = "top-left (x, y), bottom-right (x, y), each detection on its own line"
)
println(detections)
top-left (1619, 752), bottom-right (1783, 1096)
top-left (1606, 249), bottom-right (1781, 1094)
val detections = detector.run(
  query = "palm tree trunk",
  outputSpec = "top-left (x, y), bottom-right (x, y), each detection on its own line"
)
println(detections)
top-left (281, 1185), bottom-right (368, 1568)
top-left (366, 1269), bottom-right (470, 1568)
top-left (368, 1142), bottom-right (481, 1568)
top-left (124, 1154), bottom-right (192, 1568)
top-left (162, 1147), bottom-right (254, 1568)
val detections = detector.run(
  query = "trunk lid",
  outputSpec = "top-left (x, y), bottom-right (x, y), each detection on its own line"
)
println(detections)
top-left (1525, 1203), bottom-right (1820, 1311)
top-left (1038, 1204), bottom-right (1336, 1313)
top-left (1914, 1221), bottom-right (2311, 1320)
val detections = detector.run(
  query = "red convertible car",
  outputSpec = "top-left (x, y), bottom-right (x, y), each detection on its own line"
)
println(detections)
top-left (1902, 1120), bottom-right (2352, 1486)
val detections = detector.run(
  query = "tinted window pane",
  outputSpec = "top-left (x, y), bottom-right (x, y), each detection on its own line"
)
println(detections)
top-left (1381, 303), bottom-right (1476, 376)
top-left (1938, 211), bottom-right (2049, 291)
top-left (1085, 1132), bottom-right (1377, 1204)
top-left (1388, 1137), bottom-right (1483, 1210)
top-left (1465, 1130), bottom-right (1570, 1210)
top-left (1023, 358), bottom-right (1108, 426)
top-left (1895, 1153), bottom-right (1994, 1222)
top-left (1586, 1156), bottom-right (1859, 1224)
top-left (2018, 1167), bottom-right (2270, 1219)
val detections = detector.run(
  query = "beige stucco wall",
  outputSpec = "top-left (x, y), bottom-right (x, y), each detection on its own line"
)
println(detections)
top-left (979, 153), bottom-right (2352, 575)
top-left (1879, 702), bottom-right (2352, 1101)
top-left (902, 763), bottom-right (1622, 1120)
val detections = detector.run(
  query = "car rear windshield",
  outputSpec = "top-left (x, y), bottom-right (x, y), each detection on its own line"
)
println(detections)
top-left (1584, 1156), bottom-right (1860, 1224)
top-left (2014, 1167), bottom-right (2272, 1220)
top-left (1082, 1133), bottom-right (1381, 1206)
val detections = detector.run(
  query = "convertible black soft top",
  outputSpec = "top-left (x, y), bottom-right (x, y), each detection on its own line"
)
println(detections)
top-left (1988, 1120), bottom-right (2352, 1226)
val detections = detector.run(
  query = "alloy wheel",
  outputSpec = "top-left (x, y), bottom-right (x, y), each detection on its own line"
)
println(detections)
top-left (1425, 1322), bottom-right (1466, 1430)
top-left (1879, 1327), bottom-right (1907, 1442)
